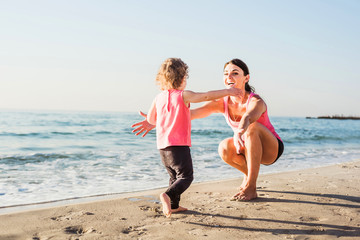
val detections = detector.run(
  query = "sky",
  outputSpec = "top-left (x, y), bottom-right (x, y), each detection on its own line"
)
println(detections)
top-left (1, 0), bottom-right (359, 117)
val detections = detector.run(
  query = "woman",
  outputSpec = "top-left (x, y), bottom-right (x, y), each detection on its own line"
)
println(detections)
top-left (132, 58), bottom-right (284, 201)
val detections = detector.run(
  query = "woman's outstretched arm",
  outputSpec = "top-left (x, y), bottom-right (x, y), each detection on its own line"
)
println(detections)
top-left (131, 99), bottom-right (224, 137)
top-left (190, 99), bottom-right (224, 120)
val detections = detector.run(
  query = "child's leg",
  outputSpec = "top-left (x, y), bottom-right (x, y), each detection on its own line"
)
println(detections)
top-left (171, 194), bottom-right (180, 209)
top-left (159, 192), bottom-right (171, 217)
top-left (159, 146), bottom-right (193, 213)
top-left (170, 194), bottom-right (187, 213)
top-left (161, 158), bottom-right (180, 209)
top-left (159, 162), bottom-right (178, 217)
top-left (164, 165), bottom-right (177, 188)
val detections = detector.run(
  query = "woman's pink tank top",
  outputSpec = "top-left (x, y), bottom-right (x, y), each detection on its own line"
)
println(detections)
top-left (223, 92), bottom-right (281, 141)
top-left (155, 89), bottom-right (191, 149)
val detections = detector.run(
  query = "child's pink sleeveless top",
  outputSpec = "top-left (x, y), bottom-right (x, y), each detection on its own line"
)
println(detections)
top-left (155, 89), bottom-right (191, 149)
top-left (223, 92), bottom-right (282, 141)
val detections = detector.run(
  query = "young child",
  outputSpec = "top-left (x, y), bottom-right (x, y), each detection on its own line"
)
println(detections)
top-left (147, 58), bottom-right (241, 217)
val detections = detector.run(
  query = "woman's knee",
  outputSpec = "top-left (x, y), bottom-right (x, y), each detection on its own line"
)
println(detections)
top-left (218, 138), bottom-right (233, 163)
top-left (243, 122), bottom-right (261, 141)
top-left (218, 138), bottom-right (227, 157)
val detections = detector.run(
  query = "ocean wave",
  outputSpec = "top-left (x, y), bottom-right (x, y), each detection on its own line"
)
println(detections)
top-left (0, 130), bottom-right (134, 138)
top-left (0, 152), bottom-right (94, 165)
top-left (51, 131), bottom-right (75, 135)
top-left (285, 135), bottom-right (359, 142)
top-left (0, 131), bottom-right (75, 137)
top-left (191, 129), bottom-right (229, 136)
top-left (0, 132), bottom-right (43, 137)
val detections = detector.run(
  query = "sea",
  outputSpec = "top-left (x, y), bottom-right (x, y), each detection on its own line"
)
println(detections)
top-left (1, 111), bottom-right (360, 210)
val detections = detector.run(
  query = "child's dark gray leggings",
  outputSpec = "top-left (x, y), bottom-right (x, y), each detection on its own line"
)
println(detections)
top-left (159, 146), bottom-right (194, 209)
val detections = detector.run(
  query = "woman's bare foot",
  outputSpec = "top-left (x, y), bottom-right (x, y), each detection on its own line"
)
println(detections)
top-left (171, 206), bottom-right (188, 213)
top-left (239, 175), bottom-right (248, 190)
top-left (230, 176), bottom-right (248, 200)
top-left (159, 193), bottom-right (172, 217)
top-left (234, 185), bottom-right (257, 201)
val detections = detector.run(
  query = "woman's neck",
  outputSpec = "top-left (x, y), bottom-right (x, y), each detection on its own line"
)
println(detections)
top-left (230, 91), bottom-right (249, 105)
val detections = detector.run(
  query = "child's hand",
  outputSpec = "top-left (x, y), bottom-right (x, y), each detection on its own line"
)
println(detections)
top-left (228, 87), bottom-right (243, 98)
top-left (131, 111), bottom-right (155, 137)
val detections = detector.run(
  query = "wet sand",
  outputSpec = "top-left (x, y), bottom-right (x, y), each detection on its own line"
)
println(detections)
top-left (0, 160), bottom-right (359, 240)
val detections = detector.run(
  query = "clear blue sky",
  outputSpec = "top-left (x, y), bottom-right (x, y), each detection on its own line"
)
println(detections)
top-left (1, 0), bottom-right (359, 117)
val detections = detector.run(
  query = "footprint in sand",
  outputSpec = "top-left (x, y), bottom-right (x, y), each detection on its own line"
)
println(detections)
top-left (51, 211), bottom-right (95, 221)
top-left (188, 228), bottom-right (207, 236)
top-left (139, 205), bottom-right (162, 218)
top-left (64, 225), bottom-right (96, 235)
top-left (32, 223), bottom-right (97, 239)
top-left (332, 207), bottom-right (353, 217)
top-left (121, 225), bottom-right (147, 236)
top-left (139, 205), bottom-right (161, 213)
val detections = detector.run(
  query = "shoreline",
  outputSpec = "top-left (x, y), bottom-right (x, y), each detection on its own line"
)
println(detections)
top-left (1, 160), bottom-right (359, 239)
top-left (0, 159), bottom-right (357, 215)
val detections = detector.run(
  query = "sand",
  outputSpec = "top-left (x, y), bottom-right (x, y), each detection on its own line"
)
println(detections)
top-left (0, 161), bottom-right (359, 240)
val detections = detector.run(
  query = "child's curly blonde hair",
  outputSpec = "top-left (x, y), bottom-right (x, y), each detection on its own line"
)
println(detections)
top-left (156, 58), bottom-right (188, 90)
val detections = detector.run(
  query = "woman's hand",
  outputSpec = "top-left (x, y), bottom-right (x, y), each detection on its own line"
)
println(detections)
top-left (234, 112), bottom-right (252, 154)
top-left (131, 111), bottom-right (155, 137)
top-left (233, 128), bottom-right (245, 154)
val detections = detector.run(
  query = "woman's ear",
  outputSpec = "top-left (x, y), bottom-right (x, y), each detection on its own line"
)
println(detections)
top-left (245, 74), bottom-right (250, 83)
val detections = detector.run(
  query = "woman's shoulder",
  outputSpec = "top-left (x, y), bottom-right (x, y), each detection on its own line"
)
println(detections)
top-left (248, 92), bottom-right (264, 102)
top-left (247, 92), bottom-right (267, 111)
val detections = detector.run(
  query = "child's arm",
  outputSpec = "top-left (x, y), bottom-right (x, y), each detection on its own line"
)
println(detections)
top-left (132, 111), bottom-right (155, 137)
top-left (146, 99), bottom-right (157, 125)
top-left (183, 87), bottom-right (242, 105)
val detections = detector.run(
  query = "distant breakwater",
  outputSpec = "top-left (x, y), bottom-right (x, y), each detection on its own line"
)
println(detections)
top-left (306, 115), bottom-right (360, 120)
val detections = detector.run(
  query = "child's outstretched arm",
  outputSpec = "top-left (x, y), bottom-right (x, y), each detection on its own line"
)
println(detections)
top-left (146, 99), bottom-right (157, 125)
top-left (183, 87), bottom-right (242, 105)
top-left (131, 111), bottom-right (155, 137)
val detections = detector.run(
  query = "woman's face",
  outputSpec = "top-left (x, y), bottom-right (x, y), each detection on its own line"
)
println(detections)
top-left (223, 63), bottom-right (249, 89)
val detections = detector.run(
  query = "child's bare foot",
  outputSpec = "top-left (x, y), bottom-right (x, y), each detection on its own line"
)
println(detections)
top-left (171, 206), bottom-right (188, 213)
top-left (159, 193), bottom-right (171, 217)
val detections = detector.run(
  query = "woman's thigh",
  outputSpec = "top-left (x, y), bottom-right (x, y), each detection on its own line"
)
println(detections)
top-left (218, 137), bottom-right (246, 166)
top-left (244, 122), bottom-right (278, 165)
